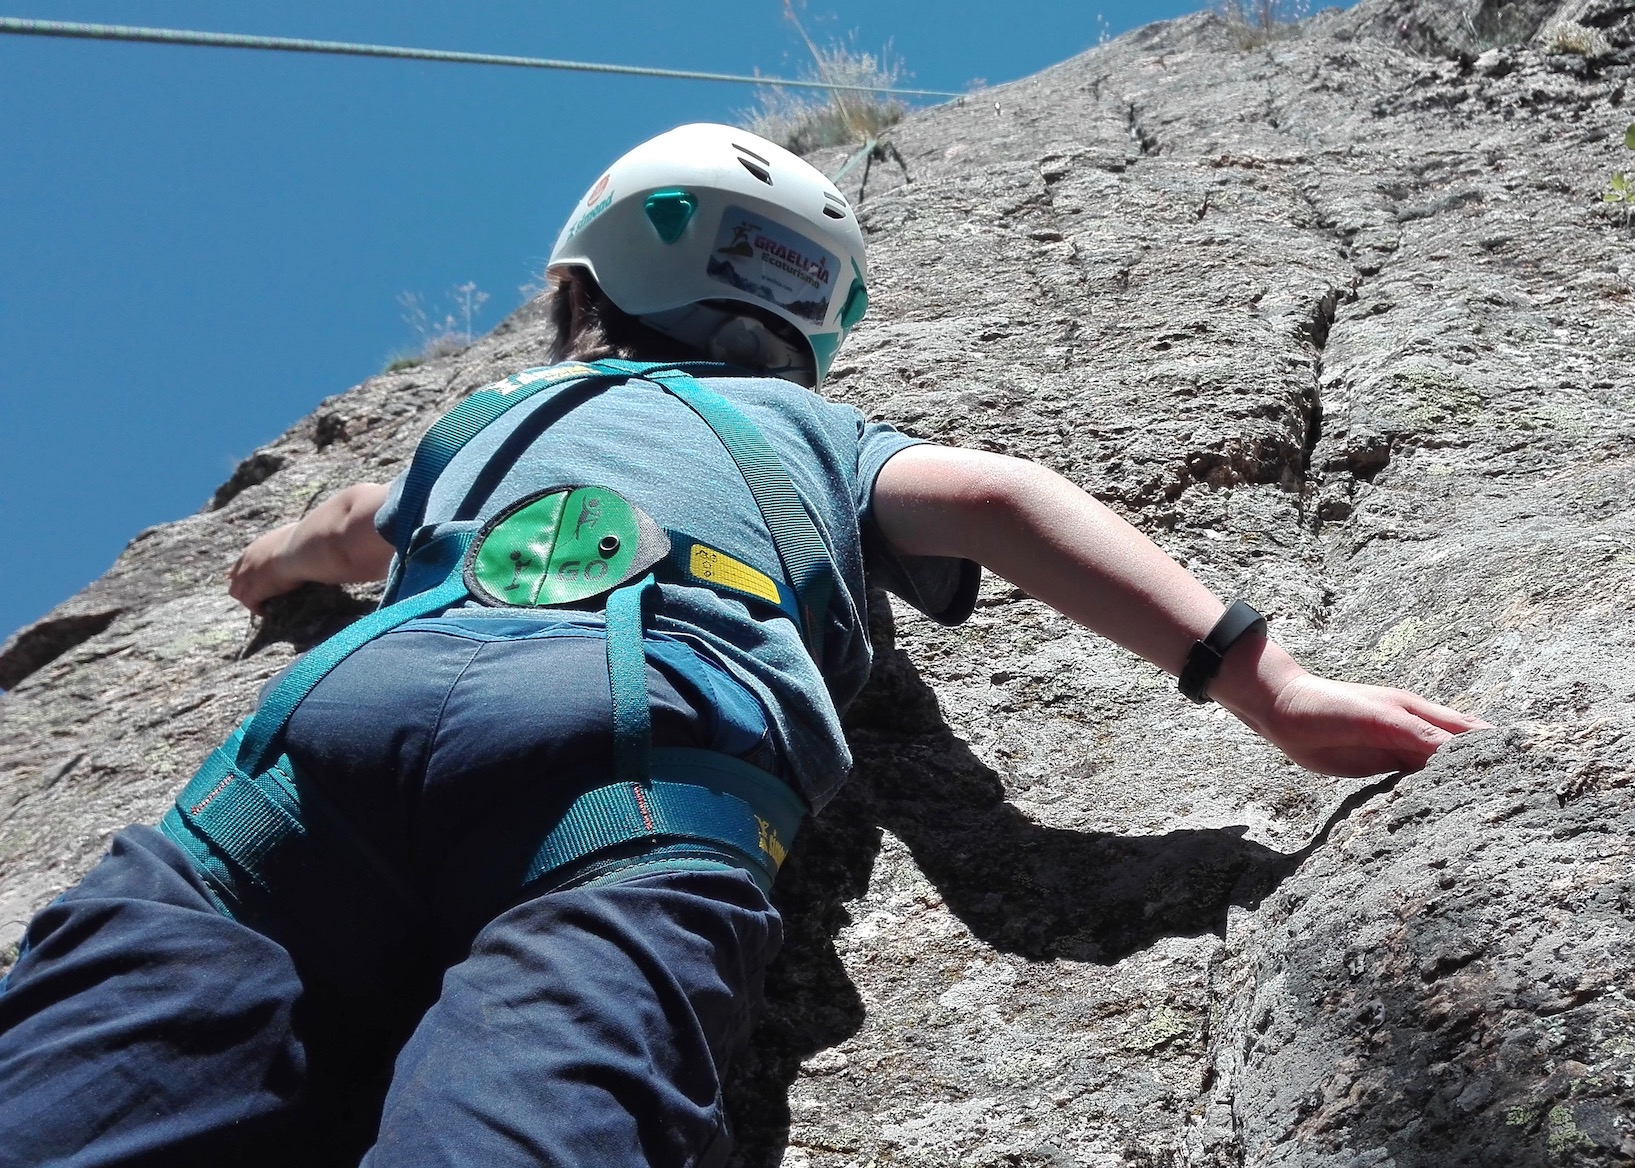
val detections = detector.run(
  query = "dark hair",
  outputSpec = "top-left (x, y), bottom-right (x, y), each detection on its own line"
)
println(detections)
top-left (545, 265), bottom-right (813, 373)
top-left (545, 266), bottom-right (703, 365)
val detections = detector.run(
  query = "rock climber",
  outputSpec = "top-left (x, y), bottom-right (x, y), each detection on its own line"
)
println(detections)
top-left (0, 123), bottom-right (1488, 1168)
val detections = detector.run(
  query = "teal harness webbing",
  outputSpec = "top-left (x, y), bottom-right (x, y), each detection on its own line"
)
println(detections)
top-left (520, 747), bottom-right (803, 889)
top-left (387, 359), bottom-right (837, 661)
top-left (237, 554), bottom-right (472, 775)
top-left (383, 363), bottom-right (619, 604)
top-left (597, 361), bottom-right (836, 662)
top-left (605, 572), bottom-right (657, 786)
top-left (161, 359), bottom-right (832, 935)
top-left (160, 719), bottom-right (431, 978)
top-left (390, 367), bottom-right (603, 562)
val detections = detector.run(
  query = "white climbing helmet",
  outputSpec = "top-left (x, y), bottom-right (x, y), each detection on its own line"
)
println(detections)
top-left (547, 122), bottom-right (870, 386)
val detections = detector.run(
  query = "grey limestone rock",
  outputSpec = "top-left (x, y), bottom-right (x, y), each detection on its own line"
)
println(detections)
top-left (4, 1), bottom-right (1634, 1163)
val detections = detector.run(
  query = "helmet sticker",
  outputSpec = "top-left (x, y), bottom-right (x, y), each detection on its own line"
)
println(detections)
top-left (566, 186), bottom-right (615, 240)
top-left (706, 206), bottom-right (838, 324)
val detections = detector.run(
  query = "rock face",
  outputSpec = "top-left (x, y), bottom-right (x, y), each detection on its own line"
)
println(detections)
top-left (4, 0), bottom-right (1635, 1163)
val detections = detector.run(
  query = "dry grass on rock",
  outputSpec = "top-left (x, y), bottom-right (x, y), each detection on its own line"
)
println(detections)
top-left (1215, 0), bottom-right (1313, 47)
top-left (740, 33), bottom-right (909, 155)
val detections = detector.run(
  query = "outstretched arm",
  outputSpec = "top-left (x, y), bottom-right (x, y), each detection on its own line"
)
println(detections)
top-left (227, 482), bottom-right (394, 614)
top-left (872, 445), bottom-right (1489, 777)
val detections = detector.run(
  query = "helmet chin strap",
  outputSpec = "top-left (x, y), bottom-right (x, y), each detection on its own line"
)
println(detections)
top-left (640, 304), bottom-right (817, 387)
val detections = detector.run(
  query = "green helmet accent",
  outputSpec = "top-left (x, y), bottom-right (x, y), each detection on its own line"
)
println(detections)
top-left (807, 331), bottom-right (843, 377)
top-left (839, 278), bottom-right (869, 331)
top-left (643, 189), bottom-right (697, 244)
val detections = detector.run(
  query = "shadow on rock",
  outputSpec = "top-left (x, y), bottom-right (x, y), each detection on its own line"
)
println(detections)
top-left (845, 629), bottom-right (1347, 965)
top-left (241, 583), bottom-right (377, 659)
top-left (723, 601), bottom-right (1380, 1165)
top-left (721, 773), bottom-right (879, 1168)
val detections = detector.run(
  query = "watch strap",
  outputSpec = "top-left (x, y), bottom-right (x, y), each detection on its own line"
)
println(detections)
top-left (1178, 600), bottom-right (1267, 704)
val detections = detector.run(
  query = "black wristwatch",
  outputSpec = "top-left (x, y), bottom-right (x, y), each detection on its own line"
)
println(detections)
top-left (1178, 601), bottom-right (1267, 704)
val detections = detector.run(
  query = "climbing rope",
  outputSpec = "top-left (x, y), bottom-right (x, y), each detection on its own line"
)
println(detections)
top-left (0, 17), bottom-right (966, 98)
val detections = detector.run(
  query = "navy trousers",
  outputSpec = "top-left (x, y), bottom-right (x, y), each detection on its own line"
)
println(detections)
top-left (0, 617), bottom-right (786, 1167)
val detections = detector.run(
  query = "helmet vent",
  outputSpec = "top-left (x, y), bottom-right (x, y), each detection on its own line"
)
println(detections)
top-left (822, 191), bottom-right (850, 219)
top-left (737, 156), bottom-right (773, 185)
top-left (732, 142), bottom-right (770, 165)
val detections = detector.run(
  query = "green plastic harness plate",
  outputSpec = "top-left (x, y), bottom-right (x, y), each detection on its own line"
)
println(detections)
top-left (465, 486), bottom-right (670, 608)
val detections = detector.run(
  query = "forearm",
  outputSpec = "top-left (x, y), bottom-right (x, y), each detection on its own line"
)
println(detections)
top-left (937, 458), bottom-right (1218, 671)
top-left (874, 444), bottom-right (1487, 776)
top-left (277, 483), bottom-right (395, 585)
top-left (874, 447), bottom-right (1302, 722)
top-left (228, 482), bottom-right (393, 612)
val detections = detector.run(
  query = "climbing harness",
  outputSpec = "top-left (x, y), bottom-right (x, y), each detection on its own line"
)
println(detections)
top-left (160, 360), bottom-right (832, 961)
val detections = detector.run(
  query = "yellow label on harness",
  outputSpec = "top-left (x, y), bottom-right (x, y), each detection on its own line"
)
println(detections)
top-left (492, 363), bottom-right (600, 395)
top-left (689, 544), bottom-right (780, 605)
top-left (755, 816), bottom-right (788, 867)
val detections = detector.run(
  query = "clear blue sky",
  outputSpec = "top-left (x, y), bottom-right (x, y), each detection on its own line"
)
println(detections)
top-left (2, 0), bottom-right (1226, 645)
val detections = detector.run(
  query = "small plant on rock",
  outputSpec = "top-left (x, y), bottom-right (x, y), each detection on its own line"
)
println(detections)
top-left (1215, 0), bottom-right (1311, 48)
top-left (1542, 19), bottom-right (1611, 58)
top-left (740, 1), bottom-right (909, 154)
top-left (384, 281), bottom-right (490, 373)
top-left (1603, 124), bottom-right (1635, 226)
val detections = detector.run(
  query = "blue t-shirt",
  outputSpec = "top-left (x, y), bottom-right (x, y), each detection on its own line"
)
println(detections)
top-left (375, 370), bottom-right (978, 810)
